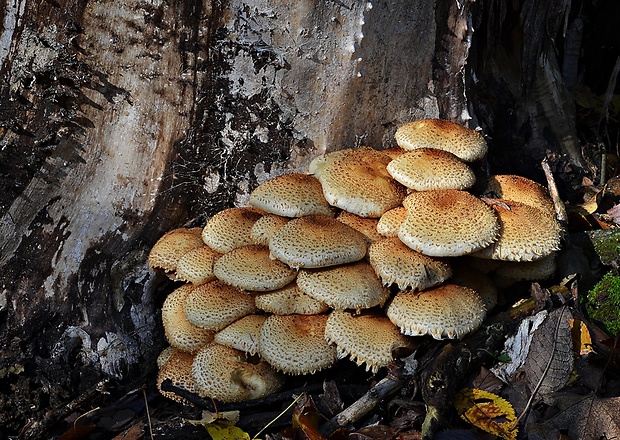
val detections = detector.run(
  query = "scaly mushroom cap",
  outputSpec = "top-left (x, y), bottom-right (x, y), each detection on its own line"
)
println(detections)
top-left (377, 207), bottom-right (408, 237)
top-left (297, 262), bottom-right (391, 312)
top-left (148, 227), bottom-right (204, 275)
top-left (314, 147), bottom-right (407, 217)
top-left (337, 211), bottom-right (383, 242)
top-left (162, 284), bottom-right (215, 352)
top-left (214, 314), bottom-right (268, 356)
top-left (269, 215), bottom-right (368, 269)
top-left (259, 314), bottom-right (337, 375)
top-left (214, 245), bottom-right (297, 292)
top-left (387, 148), bottom-right (476, 191)
top-left (192, 343), bottom-right (284, 403)
top-left (250, 214), bottom-right (290, 246)
top-left (485, 174), bottom-right (555, 215)
top-left (324, 310), bottom-right (415, 373)
top-left (473, 199), bottom-right (562, 261)
top-left (387, 284), bottom-right (487, 340)
top-left (399, 190), bottom-right (500, 257)
top-left (381, 147), bottom-right (407, 160)
top-left (368, 237), bottom-right (452, 290)
top-left (183, 280), bottom-right (257, 331)
top-left (492, 252), bottom-right (557, 287)
top-left (157, 346), bottom-right (175, 369)
top-left (394, 119), bottom-right (487, 162)
top-left (255, 282), bottom-right (329, 315)
top-left (176, 245), bottom-right (221, 285)
top-left (201, 208), bottom-right (263, 253)
top-left (450, 264), bottom-right (498, 311)
top-left (157, 348), bottom-right (199, 405)
top-left (249, 173), bottom-right (336, 217)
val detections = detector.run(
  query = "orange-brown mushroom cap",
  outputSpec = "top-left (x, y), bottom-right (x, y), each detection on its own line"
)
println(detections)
top-left (157, 348), bottom-right (199, 405)
top-left (297, 262), bottom-right (391, 312)
top-left (183, 280), bottom-right (257, 332)
top-left (250, 214), bottom-right (290, 246)
top-left (484, 174), bottom-right (555, 214)
top-left (213, 245), bottom-right (297, 291)
top-left (324, 310), bottom-right (415, 373)
top-left (249, 173), bottom-right (336, 217)
top-left (368, 237), bottom-right (452, 290)
top-left (399, 190), bottom-right (500, 257)
top-left (255, 282), bottom-right (329, 315)
top-left (269, 215), bottom-right (368, 269)
top-left (377, 207), bottom-right (408, 237)
top-left (259, 314), bottom-right (337, 375)
top-left (176, 245), bottom-right (221, 285)
top-left (201, 207), bottom-right (263, 253)
top-left (394, 119), bottom-right (487, 162)
top-left (386, 284), bottom-right (487, 340)
top-left (192, 343), bottom-right (284, 402)
top-left (148, 227), bottom-right (204, 275)
top-left (337, 211), bottom-right (383, 243)
top-left (214, 314), bottom-right (268, 356)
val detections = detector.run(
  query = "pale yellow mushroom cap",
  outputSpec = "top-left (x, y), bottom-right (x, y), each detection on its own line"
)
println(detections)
top-left (148, 227), bottom-right (204, 275)
top-left (399, 190), bottom-right (500, 257)
top-left (324, 310), bottom-right (415, 373)
top-left (249, 173), bottom-right (336, 217)
top-left (473, 199), bottom-right (562, 262)
top-left (492, 252), bottom-right (557, 287)
top-left (387, 148), bottom-right (476, 191)
top-left (337, 211), bottom-right (383, 243)
top-left (394, 119), bottom-right (487, 162)
top-left (161, 284), bottom-right (215, 352)
top-left (485, 174), bottom-right (555, 214)
top-left (386, 284), bottom-right (487, 340)
top-left (368, 237), bottom-right (452, 290)
top-left (255, 282), bottom-right (329, 315)
top-left (297, 262), bottom-right (391, 312)
top-left (313, 147), bottom-right (407, 218)
top-left (450, 264), bottom-right (499, 311)
top-left (269, 215), bottom-right (368, 269)
top-left (250, 214), bottom-right (290, 246)
top-left (183, 280), bottom-right (257, 332)
top-left (176, 245), bottom-right (221, 285)
top-left (377, 207), bottom-right (408, 237)
top-left (201, 208), bottom-right (263, 253)
top-left (214, 314), bottom-right (268, 356)
top-left (213, 245), bottom-right (297, 292)
top-left (259, 314), bottom-right (337, 375)
top-left (157, 348), bottom-right (199, 404)
top-left (192, 343), bottom-right (284, 403)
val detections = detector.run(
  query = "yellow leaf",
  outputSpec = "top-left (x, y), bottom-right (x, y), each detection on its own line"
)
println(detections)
top-left (570, 318), bottom-right (594, 355)
top-left (454, 388), bottom-right (518, 440)
top-left (205, 423), bottom-right (251, 440)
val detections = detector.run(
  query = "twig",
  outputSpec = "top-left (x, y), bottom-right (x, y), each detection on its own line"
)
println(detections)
top-left (319, 375), bottom-right (404, 436)
top-left (143, 388), bottom-right (154, 440)
top-left (541, 158), bottom-right (568, 224)
top-left (251, 393), bottom-right (304, 440)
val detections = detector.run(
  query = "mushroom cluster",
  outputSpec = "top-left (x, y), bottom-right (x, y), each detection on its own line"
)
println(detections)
top-left (150, 118), bottom-right (562, 404)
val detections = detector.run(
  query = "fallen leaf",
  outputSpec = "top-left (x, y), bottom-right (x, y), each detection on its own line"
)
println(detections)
top-left (547, 393), bottom-right (620, 439)
top-left (292, 395), bottom-right (326, 440)
top-left (454, 388), bottom-right (518, 440)
top-left (205, 423), bottom-right (251, 440)
top-left (570, 318), bottom-right (594, 355)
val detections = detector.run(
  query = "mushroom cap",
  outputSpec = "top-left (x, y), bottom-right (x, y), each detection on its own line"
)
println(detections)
top-left (492, 252), bottom-right (557, 287)
top-left (324, 310), bottom-right (415, 373)
top-left (148, 227), bottom-right (204, 274)
top-left (249, 173), bottom-right (336, 218)
top-left (450, 264), bottom-right (499, 311)
top-left (381, 147), bottom-right (407, 160)
top-left (472, 199), bottom-right (562, 261)
top-left (213, 245), bottom-right (297, 291)
top-left (157, 346), bottom-right (175, 369)
top-left (377, 207), bottom-right (408, 237)
top-left (255, 282), bottom-right (329, 315)
top-left (214, 314), bottom-right (268, 356)
top-left (269, 215), bottom-right (368, 269)
top-left (192, 343), bottom-right (284, 402)
top-left (337, 211), bottom-right (383, 242)
top-left (485, 174), bottom-right (555, 214)
top-left (394, 119), bottom-right (487, 162)
top-left (183, 280), bottom-right (257, 332)
top-left (201, 208), bottom-right (263, 253)
top-left (250, 214), bottom-right (290, 246)
top-left (176, 245), bottom-right (221, 285)
top-left (162, 284), bottom-right (215, 352)
top-left (314, 147), bottom-right (407, 217)
top-left (259, 314), bottom-right (337, 375)
top-left (386, 148), bottom-right (476, 191)
top-left (157, 349), bottom-right (198, 404)
top-left (386, 284), bottom-right (487, 340)
top-left (368, 237), bottom-right (452, 290)
top-left (399, 190), bottom-right (500, 257)
top-left (297, 262), bottom-right (391, 312)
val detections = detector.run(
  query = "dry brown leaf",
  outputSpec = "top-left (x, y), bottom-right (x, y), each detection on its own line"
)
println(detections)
top-left (547, 393), bottom-right (620, 439)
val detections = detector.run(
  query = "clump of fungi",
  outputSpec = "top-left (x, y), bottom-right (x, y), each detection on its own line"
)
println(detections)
top-left (150, 118), bottom-right (562, 404)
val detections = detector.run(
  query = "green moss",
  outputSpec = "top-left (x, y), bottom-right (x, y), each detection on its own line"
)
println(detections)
top-left (587, 229), bottom-right (620, 265)
top-left (585, 272), bottom-right (620, 335)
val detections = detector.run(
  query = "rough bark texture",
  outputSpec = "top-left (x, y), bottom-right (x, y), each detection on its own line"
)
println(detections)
top-left (0, 0), bottom-right (474, 434)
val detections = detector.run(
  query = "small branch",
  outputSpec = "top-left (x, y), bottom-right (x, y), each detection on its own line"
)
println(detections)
top-left (541, 158), bottom-right (568, 224)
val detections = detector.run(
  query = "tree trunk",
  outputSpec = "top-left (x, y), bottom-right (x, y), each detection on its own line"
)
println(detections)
top-left (0, 0), bottom-right (604, 436)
